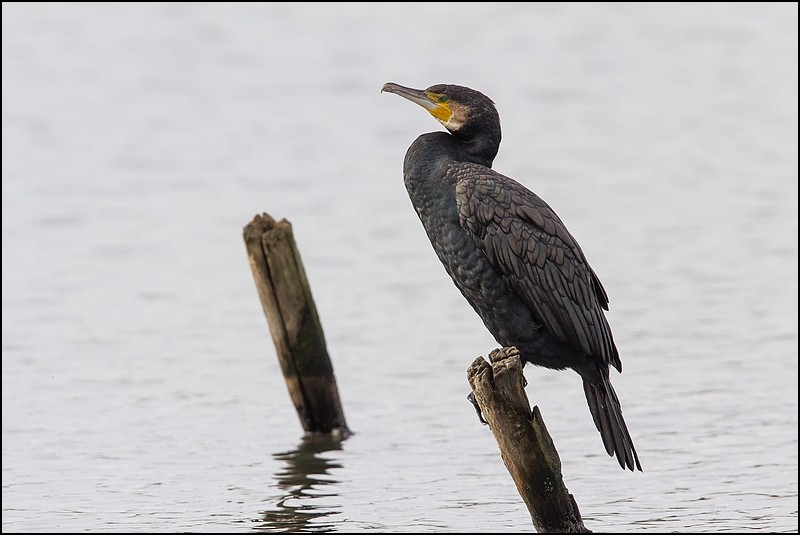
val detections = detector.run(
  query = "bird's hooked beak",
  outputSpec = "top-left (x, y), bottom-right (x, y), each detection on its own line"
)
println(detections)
top-left (382, 82), bottom-right (453, 124)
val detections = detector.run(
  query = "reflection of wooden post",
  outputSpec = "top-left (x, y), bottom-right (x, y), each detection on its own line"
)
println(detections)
top-left (467, 347), bottom-right (590, 533)
top-left (243, 213), bottom-right (350, 437)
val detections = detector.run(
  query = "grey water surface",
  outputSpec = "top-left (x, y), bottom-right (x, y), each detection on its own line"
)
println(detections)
top-left (2, 3), bottom-right (797, 532)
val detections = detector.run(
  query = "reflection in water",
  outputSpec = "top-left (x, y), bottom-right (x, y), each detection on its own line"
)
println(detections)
top-left (257, 435), bottom-right (345, 532)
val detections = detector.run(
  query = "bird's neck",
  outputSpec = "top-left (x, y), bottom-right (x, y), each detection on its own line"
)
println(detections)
top-left (452, 126), bottom-right (500, 168)
top-left (457, 136), bottom-right (498, 168)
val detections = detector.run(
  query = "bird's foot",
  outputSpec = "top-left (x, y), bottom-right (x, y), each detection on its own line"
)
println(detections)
top-left (467, 392), bottom-right (488, 425)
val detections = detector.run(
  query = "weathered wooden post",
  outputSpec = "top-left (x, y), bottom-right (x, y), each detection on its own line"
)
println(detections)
top-left (467, 347), bottom-right (590, 533)
top-left (243, 213), bottom-right (350, 437)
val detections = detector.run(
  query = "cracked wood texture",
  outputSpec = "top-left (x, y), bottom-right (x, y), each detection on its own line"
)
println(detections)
top-left (467, 347), bottom-right (590, 533)
top-left (243, 213), bottom-right (349, 437)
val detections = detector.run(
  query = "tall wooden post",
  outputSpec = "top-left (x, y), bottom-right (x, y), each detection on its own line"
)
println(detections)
top-left (244, 213), bottom-right (350, 437)
top-left (468, 347), bottom-right (589, 533)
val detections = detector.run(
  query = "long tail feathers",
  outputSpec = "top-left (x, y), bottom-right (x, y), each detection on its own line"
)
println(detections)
top-left (583, 378), bottom-right (642, 471)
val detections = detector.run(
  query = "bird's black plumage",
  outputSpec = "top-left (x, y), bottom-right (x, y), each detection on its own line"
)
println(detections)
top-left (382, 82), bottom-right (641, 471)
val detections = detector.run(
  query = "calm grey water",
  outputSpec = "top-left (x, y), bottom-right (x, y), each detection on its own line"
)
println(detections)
top-left (2, 3), bottom-right (797, 533)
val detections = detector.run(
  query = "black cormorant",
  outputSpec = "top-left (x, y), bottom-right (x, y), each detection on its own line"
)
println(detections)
top-left (382, 82), bottom-right (641, 472)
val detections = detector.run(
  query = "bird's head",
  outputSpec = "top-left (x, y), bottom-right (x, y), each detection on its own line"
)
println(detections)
top-left (381, 82), bottom-right (499, 137)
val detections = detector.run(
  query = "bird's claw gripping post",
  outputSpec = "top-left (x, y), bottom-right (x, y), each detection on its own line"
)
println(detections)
top-left (467, 391), bottom-right (488, 425)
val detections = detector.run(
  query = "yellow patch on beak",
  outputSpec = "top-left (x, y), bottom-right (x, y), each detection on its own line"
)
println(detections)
top-left (425, 93), bottom-right (453, 123)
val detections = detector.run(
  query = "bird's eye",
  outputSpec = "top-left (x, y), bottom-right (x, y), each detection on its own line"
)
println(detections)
top-left (438, 95), bottom-right (448, 103)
